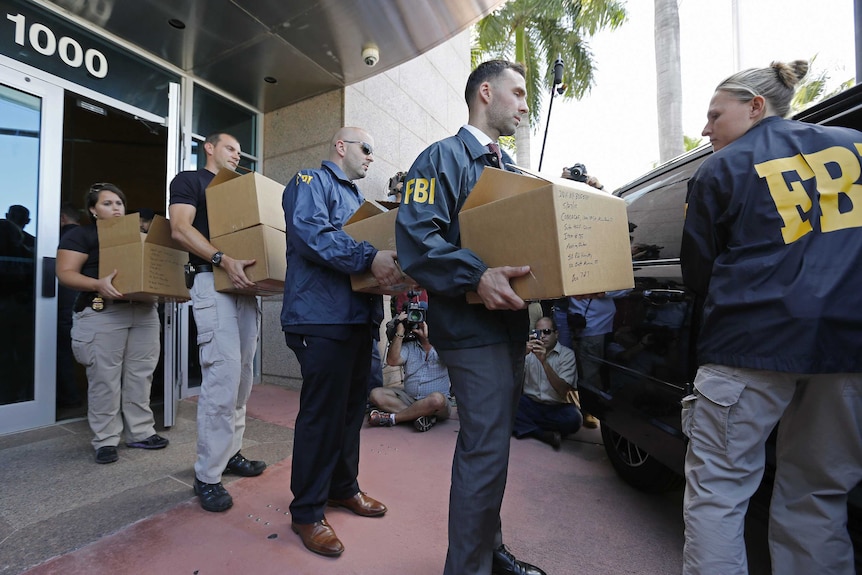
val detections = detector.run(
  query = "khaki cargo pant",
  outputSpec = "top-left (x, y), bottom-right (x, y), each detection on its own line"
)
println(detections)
top-left (190, 272), bottom-right (260, 484)
top-left (71, 302), bottom-right (160, 450)
top-left (682, 364), bottom-right (862, 575)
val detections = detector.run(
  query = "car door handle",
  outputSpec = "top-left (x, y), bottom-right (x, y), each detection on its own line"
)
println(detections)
top-left (643, 289), bottom-right (685, 302)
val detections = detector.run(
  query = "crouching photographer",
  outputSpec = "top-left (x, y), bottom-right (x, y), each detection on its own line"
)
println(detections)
top-left (369, 295), bottom-right (453, 432)
top-left (561, 162), bottom-right (605, 191)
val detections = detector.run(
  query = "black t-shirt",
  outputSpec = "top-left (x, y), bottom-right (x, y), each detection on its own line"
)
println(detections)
top-left (169, 168), bottom-right (216, 266)
top-left (58, 223), bottom-right (99, 279)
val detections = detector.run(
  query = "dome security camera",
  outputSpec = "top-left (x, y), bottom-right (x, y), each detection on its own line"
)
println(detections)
top-left (362, 43), bottom-right (379, 67)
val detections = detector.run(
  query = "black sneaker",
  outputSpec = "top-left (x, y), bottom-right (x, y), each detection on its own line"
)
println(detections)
top-left (413, 415), bottom-right (437, 432)
top-left (224, 452), bottom-right (266, 477)
top-left (194, 478), bottom-right (233, 512)
top-left (95, 446), bottom-right (118, 464)
top-left (126, 434), bottom-right (169, 450)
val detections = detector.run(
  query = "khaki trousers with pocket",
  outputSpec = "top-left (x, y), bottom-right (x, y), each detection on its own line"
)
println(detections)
top-left (71, 302), bottom-right (160, 450)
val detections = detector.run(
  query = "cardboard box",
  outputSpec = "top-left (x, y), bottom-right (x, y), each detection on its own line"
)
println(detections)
top-left (459, 167), bottom-right (634, 301)
top-left (206, 169), bottom-right (285, 238)
top-left (98, 214), bottom-right (190, 302)
top-left (342, 200), bottom-right (416, 294)
top-left (212, 224), bottom-right (286, 296)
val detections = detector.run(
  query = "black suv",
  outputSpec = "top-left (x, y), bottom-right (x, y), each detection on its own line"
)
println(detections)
top-left (578, 83), bottom-right (862, 571)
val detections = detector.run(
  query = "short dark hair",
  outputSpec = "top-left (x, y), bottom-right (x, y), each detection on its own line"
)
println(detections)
top-left (465, 60), bottom-right (526, 106)
top-left (60, 202), bottom-right (81, 222)
top-left (205, 133), bottom-right (225, 147)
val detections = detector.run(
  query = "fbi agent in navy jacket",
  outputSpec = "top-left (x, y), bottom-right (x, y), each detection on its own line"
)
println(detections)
top-left (680, 60), bottom-right (862, 575)
top-left (396, 60), bottom-right (546, 575)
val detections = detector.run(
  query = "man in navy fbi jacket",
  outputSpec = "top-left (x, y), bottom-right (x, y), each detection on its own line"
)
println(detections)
top-left (395, 60), bottom-right (546, 575)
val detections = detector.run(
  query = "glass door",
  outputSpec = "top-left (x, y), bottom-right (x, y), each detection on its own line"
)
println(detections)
top-left (0, 66), bottom-right (63, 434)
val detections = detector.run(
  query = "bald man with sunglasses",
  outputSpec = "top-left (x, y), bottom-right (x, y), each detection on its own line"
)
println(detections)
top-left (281, 126), bottom-right (401, 558)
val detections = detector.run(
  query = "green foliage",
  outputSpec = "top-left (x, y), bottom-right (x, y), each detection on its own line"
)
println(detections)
top-left (473, 0), bottom-right (627, 128)
top-left (684, 135), bottom-right (703, 152)
top-left (792, 56), bottom-right (854, 114)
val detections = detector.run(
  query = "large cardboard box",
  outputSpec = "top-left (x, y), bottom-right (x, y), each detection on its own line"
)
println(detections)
top-left (98, 214), bottom-right (190, 302)
top-left (212, 224), bottom-right (286, 296)
top-left (206, 169), bottom-right (285, 238)
top-left (459, 167), bottom-right (634, 301)
top-left (342, 200), bottom-right (415, 294)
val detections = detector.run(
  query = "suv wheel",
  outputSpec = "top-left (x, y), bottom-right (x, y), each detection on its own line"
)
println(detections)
top-left (601, 423), bottom-right (685, 493)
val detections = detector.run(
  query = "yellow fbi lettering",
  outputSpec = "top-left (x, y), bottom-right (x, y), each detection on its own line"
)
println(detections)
top-left (754, 143), bottom-right (862, 244)
top-left (296, 173), bottom-right (314, 185)
top-left (403, 178), bottom-right (435, 205)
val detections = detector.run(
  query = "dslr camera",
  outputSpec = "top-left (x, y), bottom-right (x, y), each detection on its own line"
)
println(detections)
top-left (568, 163), bottom-right (588, 183)
top-left (385, 290), bottom-right (427, 342)
top-left (388, 171), bottom-right (406, 196)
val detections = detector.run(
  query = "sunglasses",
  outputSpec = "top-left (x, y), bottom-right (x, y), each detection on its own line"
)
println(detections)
top-left (342, 140), bottom-right (374, 155)
top-left (536, 328), bottom-right (555, 335)
top-left (89, 182), bottom-right (112, 193)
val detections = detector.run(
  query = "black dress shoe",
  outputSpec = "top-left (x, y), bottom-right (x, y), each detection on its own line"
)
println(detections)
top-left (194, 478), bottom-right (233, 512)
top-left (224, 451), bottom-right (266, 477)
top-left (492, 544), bottom-right (547, 575)
top-left (536, 430), bottom-right (562, 450)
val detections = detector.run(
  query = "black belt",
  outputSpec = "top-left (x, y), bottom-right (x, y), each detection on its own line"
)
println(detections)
top-left (194, 264), bottom-right (213, 273)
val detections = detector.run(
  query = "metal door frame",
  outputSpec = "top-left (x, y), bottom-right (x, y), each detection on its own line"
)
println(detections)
top-left (0, 62), bottom-right (63, 434)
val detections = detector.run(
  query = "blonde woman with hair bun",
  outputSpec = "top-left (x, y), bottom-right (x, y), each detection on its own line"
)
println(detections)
top-left (679, 61), bottom-right (862, 575)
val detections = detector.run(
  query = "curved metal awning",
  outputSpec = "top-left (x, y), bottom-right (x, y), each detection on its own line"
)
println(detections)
top-left (46, 0), bottom-right (505, 112)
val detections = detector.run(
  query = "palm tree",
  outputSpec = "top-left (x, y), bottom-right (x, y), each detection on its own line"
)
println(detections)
top-left (791, 56), bottom-right (854, 114)
top-left (654, 0), bottom-right (683, 163)
top-left (473, 0), bottom-right (627, 167)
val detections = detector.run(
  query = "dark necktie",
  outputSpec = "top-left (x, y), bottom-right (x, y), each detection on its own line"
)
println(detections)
top-left (487, 142), bottom-right (502, 167)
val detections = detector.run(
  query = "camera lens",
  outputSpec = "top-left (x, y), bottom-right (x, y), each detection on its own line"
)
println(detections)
top-left (568, 163), bottom-right (588, 183)
top-left (407, 309), bottom-right (424, 323)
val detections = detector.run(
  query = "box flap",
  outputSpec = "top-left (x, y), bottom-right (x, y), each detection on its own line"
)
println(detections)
top-left (206, 167), bottom-right (241, 189)
top-left (97, 213), bottom-right (144, 248)
top-left (345, 199), bottom-right (390, 225)
top-left (462, 167), bottom-right (546, 211)
top-left (143, 215), bottom-right (179, 248)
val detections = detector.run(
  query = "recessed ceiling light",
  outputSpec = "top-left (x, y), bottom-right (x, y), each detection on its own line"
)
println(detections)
top-left (168, 19), bottom-right (186, 29)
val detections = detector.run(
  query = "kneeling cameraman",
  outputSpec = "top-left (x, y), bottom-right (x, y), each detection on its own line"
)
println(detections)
top-left (368, 299), bottom-right (453, 432)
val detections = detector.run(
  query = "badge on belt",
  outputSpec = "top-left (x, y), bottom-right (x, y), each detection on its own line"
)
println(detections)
top-left (91, 295), bottom-right (104, 311)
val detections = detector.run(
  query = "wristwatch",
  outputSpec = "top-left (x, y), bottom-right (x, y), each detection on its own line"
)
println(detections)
top-left (210, 251), bottom-right (224, 267)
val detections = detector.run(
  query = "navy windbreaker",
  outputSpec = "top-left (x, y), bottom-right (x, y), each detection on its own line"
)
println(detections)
top-left (681, 116), bottom-right (862, 373)
top-left (395, 127), bottom-right (529, 350)
top-left (280, 160), bottom-right (382, 329)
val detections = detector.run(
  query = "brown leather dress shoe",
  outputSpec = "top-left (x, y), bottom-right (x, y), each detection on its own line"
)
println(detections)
top-left (291, 519), bottom-right (344, 557)
top-left (327, 491), bottom-right (387, 517)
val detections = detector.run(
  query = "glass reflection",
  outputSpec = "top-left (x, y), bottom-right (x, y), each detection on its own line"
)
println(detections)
top-left (0, 84), bottom-right (39, 404)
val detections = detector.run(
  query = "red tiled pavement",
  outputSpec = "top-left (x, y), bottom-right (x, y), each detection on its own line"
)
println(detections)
top-left (22, 384), bottom-right (684, 575)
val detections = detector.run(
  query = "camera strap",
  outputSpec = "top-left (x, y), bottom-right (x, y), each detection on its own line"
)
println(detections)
top-left (569, 297), bottom-right (593, 317)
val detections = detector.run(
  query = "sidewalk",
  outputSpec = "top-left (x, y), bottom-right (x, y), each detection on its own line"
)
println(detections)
top-left (4, 383), bottom-right (684, 575)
